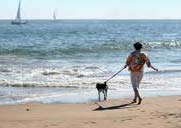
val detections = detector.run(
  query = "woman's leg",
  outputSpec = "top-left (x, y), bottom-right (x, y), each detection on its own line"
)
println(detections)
top-left (131, 72), bottom-right (143, 104)
top-left (131, 72), bottom-right (138, 102)
top-left (137, 71), bottom-right (143, 104)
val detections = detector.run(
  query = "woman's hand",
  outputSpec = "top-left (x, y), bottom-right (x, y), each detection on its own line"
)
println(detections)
top-left (150, 65), bottom-right (158, 72)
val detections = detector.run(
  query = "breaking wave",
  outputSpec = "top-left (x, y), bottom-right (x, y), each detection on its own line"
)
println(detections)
top-left (0, 41), bottom-right (181, 58)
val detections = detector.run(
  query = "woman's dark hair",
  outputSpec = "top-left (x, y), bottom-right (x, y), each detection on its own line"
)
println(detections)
top-left (133, 42), bottom-right (142, 50)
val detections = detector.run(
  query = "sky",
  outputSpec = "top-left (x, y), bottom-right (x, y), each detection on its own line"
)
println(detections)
top-left (0, 0), bottom-right (181, 19)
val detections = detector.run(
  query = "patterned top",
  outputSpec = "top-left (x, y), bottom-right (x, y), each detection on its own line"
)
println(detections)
top-left (126, 50), bottom-right (151, 72)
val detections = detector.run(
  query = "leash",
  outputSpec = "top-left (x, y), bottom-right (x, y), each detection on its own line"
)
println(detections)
top-left (105, 67), bottom-right (126, 83)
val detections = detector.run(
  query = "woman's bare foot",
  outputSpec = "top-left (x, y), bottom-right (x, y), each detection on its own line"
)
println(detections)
top-left (138, 98), bottom-right (142, 105)
top-left (131, 99), bottom-right (137, 103)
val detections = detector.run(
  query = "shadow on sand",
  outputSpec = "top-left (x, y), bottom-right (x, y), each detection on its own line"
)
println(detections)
top-left (93, 102), bottom-right (137, 111)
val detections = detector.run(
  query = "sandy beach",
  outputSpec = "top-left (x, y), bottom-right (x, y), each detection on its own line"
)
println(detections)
top-left (0, 96), bottom-right (180, 128)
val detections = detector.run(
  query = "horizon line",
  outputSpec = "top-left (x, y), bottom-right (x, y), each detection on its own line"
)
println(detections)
top-left (1, 18), bottom-right (181, 20)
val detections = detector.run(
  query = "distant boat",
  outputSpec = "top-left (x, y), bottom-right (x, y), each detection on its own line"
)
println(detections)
top-left (11, 0), bottom-right (27, 25)
top-left (53, 9), bottom-right (57, 21)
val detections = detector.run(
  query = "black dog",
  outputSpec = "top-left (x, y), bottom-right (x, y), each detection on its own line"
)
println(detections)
top-left (96, 82), bottom-right (108, 101)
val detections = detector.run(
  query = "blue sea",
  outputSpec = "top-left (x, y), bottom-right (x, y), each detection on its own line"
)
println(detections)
top-left (0, 20), bottom-right (181, 105)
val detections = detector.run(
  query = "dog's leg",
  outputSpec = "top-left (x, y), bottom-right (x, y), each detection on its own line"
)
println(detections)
top-left (98, 91), bottom-right (101, 101)
top-left (104, 90), bottom-right (106, 100)
top-left (104, 89), bottom-right (107, 100)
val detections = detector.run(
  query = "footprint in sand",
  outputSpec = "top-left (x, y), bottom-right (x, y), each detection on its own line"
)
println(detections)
top-left (84, 121), bottom-right (97, 124)
top-left (166, 121), bottom-right (172, 124)
top-left (142, 123), bottom-right (152, 125)
top-left (44, 123), bottom-right (59, 127)
top-left (121, 117), bottom-right (133, 122)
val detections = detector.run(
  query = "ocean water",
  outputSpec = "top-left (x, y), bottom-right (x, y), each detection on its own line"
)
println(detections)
top-left (0, 20), bottom-right (181, 105)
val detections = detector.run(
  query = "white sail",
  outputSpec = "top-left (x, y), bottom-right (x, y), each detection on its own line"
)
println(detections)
top-left (53, 11), bottom-right (56, 20)
top-left (53, 9), bottom-right (57, 21)
top-left (16, 0), bottom-right (21, 20)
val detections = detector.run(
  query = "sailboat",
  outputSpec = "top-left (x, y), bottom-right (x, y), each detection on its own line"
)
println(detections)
top-left (53, 9), bottom-right (57, 21)
top-left (11, 0), bottom-right (27, 25)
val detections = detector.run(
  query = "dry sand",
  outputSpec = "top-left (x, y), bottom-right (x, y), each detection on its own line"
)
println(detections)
top-left (0, 96), bottom-right (180, 128)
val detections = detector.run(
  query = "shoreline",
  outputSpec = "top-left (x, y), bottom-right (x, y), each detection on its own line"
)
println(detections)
top-left (0, 96), bottom-right (180, 128)
top-left (0, 87), bottom-right (181, 105)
